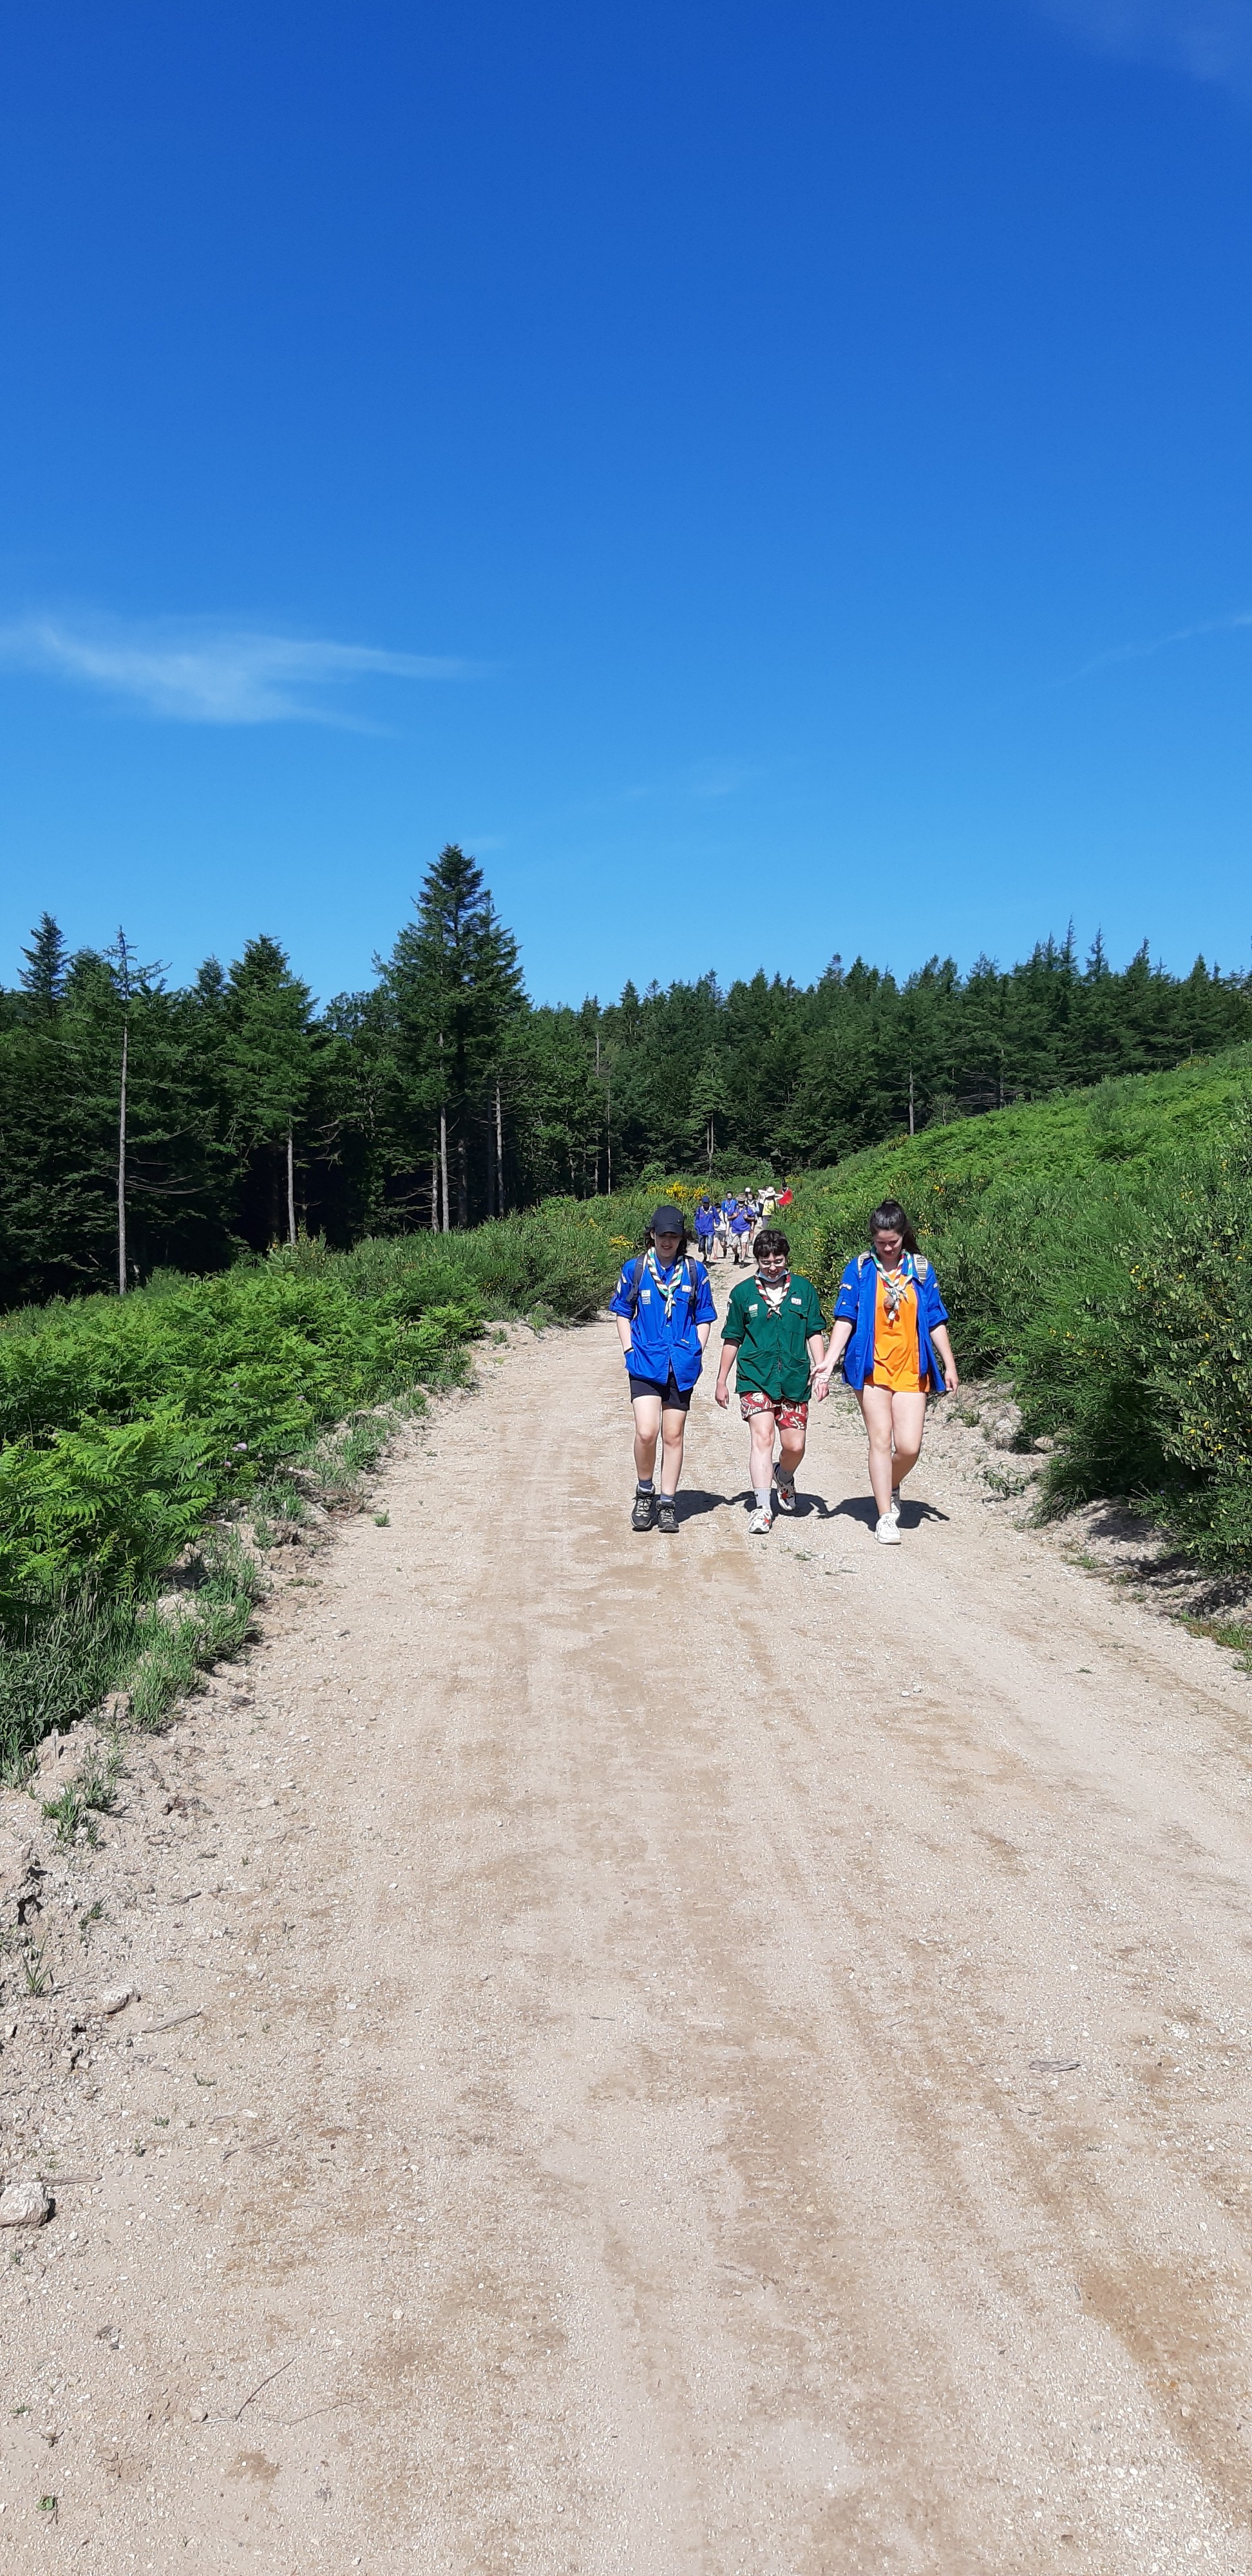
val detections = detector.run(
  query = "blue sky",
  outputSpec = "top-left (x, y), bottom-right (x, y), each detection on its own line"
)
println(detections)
top-left (4, 0), bottom-right (1252, 1006)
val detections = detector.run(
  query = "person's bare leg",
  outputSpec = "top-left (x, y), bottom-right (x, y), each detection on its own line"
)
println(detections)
top-left (747, 1409), bottom-right (776, 1500)
top-left (777, 1425), bottom-right (806, 1486)
top-left (888, 1392), bottom-right (929, 1497)
top-left (659, 1406), bottom-right (688, 1497)
top-left (631, 1394), bottom-right (662, 1484)
top-left (858, 1386), bottom-right (896, 1517)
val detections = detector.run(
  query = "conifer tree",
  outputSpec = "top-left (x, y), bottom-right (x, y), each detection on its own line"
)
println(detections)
top-left (381, 846), bottom-right (525, 1228)
top-left (223, 938), bottom-right (316, 1244)
top-left (690, 1048), bottom-right (729, 1171)
top-left (18, 914), bottom-right (68, 1016)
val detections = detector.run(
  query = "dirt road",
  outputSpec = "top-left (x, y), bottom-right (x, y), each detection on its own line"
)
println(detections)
top-left (4, 1300), bottom-right (1252, 2573)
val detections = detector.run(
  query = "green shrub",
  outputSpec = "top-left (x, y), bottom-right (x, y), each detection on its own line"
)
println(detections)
top-left (0, 1203), bottom-right (625, 1750)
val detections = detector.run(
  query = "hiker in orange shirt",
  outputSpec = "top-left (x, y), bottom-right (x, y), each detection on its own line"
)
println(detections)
top-left (812, 1199), bottom-right (958, 1546)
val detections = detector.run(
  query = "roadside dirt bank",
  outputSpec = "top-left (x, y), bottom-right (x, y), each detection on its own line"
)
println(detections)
top-left (2, 1297), bottom-right (1251, 2574)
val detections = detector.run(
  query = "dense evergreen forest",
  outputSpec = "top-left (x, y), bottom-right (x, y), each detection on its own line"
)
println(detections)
top-left (3, 839), bottom-right (1249, 1307)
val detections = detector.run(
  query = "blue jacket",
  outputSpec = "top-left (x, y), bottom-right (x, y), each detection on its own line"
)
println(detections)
top-left (831, 1251), bottom-right (949, 1392)
top-left (694, 1203), bottom-right (717, 1236)
top-left (610, 1253), bottom-right (716, 1392)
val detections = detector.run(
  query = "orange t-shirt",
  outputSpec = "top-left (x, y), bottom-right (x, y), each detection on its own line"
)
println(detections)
top-left (869, 1273), bottom-right (928, 1392)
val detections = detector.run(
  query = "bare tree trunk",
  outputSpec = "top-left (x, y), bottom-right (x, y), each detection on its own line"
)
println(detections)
top-left (495, 1079), bottom-right (504, 1216)
top-left (456, 1130), bottom-right (468, 1229)
top-left (439, 1105), bottom-right (450, 1233)
top-left (430, 1141), bottom-right (439, 1230)
top-left (909, 1067), bottom-right (915, 1137)
top-left (117, 1016), bottom-right (129, 1295)
top-left (287, 1122), bottom-right (296, 1243)
top-left (486, 1087), bottom-right (496, 1222)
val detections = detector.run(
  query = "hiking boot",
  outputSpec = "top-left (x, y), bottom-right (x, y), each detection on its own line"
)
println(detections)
top-left (774, 1477), bottom-right (797, 1513)
top-left (875, 1513), bottom-right (902, 1546)
top-left (656, 1497), bottom-right (678, 1535)
top-left (631, 1488), bottom-right (657, 1532)
top-left (748, 1504), bottom-right (773, 1535)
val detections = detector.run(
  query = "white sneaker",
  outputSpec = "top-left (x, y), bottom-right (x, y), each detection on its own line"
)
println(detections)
top-left (748, 1504), bottom-right (773, 1535)
top-left (889, 1489), bottom-right (901, 1524)
top-left (875, 1513), bottom-right (902, 1546)
top-left (774, 1478), bottom-right (797, 1513)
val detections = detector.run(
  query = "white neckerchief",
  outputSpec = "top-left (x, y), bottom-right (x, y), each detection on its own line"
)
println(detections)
top-left (758, 1269), bottom-right (790, 1310)
top-left (646, 1249), bottom-right (685, 1321)
top-left (874, 1254), bottom-right (915, 1321)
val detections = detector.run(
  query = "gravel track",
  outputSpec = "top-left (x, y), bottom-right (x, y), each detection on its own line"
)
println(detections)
top-left (2, 1298), bottom-right (1251, 2573)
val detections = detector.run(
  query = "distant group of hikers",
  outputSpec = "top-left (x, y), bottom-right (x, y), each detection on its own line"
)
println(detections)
top-left (611, 1197), bottom-right (958, 1541)
top-left (689, 1184), bottom-right (793, 1267)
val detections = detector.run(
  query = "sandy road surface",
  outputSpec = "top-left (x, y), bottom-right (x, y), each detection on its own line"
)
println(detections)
top-left (5, 1297), bottom-right (1252, 2573)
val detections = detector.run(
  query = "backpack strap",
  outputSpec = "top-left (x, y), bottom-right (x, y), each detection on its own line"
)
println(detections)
top-left (631, 1251), bottom-right (706, 1332)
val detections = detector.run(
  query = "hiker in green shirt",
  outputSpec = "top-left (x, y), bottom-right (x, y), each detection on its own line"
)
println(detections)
top-left (715, 1229), bottom-right (828, 1533)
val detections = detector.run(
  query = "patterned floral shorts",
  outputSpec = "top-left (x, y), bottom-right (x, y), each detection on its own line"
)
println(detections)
top-left (739, 1390), bottom-right (809, 1430)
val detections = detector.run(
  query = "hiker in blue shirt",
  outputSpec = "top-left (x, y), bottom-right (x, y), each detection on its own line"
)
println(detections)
top-left (812, 1197), bottom-right (958, 1547)
top-left (728, 1199), bottom-right (755, 1265)
top-left (611, 1202), bottom-right (716, 1536)
top-left (694, 1195), bottom-right (717, 1262)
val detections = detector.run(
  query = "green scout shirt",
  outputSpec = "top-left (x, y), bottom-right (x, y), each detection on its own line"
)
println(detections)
top-left (721, 1272), bottom-right (825, 1402)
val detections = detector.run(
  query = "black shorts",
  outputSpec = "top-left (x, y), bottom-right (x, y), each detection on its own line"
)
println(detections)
top-left (627, 1371), bottom-right (693, 1412)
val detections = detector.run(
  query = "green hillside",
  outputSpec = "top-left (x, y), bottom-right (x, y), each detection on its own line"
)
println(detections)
top-left (788, 1044), bottom-right (1252, 1273)
top-left (781, 1046), bottom-right (1252, 1562)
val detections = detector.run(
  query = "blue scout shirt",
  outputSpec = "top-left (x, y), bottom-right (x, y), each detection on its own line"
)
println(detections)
top-left (610, 1252), bottom-right (717, 1392)
top-left (831, 1251), bottom-right (950, 1392)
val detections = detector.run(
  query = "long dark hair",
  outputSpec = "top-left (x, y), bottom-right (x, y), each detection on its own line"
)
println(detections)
top-left (869, 1199), bottom-right (918, 1256)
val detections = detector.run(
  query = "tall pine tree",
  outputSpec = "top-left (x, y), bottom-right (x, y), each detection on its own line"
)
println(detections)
top-left (18, 914), bottom-right (68, 1017)
top-left (223, 938), bottom-right (317, 1245)
top-left (381, 846), bottom-right (525, 1228)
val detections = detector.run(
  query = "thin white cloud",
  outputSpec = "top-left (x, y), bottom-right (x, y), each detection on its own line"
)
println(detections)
top-left (1064, 605), bottom-right (1252, 681)
top-left (685, 757), bottom-right (761, 800)
top-left (0, 615), bottom-right (473, 724)
top-left (1033, 0), bottom-right (1252, 92)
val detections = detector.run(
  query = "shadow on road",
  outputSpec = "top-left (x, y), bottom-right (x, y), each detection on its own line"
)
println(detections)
top-left (674, 1488), bottom-right (864, 1526)
top-left (670, 1488), bottom-right (741, 1522)
top-left (828, 1495), bottom-right (951, 1531)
